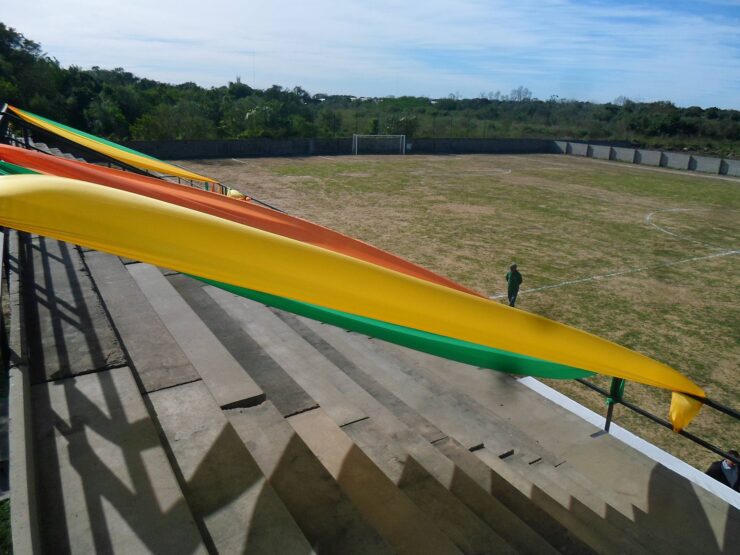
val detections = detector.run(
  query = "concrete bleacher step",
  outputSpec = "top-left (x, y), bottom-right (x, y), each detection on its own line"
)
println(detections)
top-left (32, 367), bottom-right (208, 554)
top-left (126, 263), bottom-right (264, 408)
top-left (294, 312), bottom-right (659, 553)
top-left (270, 308), bottom-right (558, 555)
top-left (292, 313), bottom-right (556, 463)
top-left (227, 400), bottom-right (394, 554)
top-left (288, 406), bottom-right (464, 555)
top-left (436, 436), bottom-right (626, 555)
top-left (82, 251), bottom-right (201, 393)
top-left (375, 331), bottom-right (740, 555)
top-left (192, 282), bottom-right (367, 427)
top-left (201, 284), bottom-right (553, 554)
top-left (342, 416), bottom-right (519, 554)
top-left (378, 340), bottom-right (641, 509)
top-left (170, 277), bottom-right (522, 553)
top-left (82, 251), bottom-right (314, 553)
top-left (19, 239), bottom-right (206, 552)
top-left (21, 235), bottom-right (126, 385)
top-left (148, 379), bottom-right (315, 554)
top-left (166, 274), bottom-right (318, 417)
top-left (473, 447), bottom-right (652, 555)
top-left (274, 306), bottom-right (657, 554)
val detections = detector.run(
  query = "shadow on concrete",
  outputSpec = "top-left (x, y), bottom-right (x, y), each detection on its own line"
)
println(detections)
top-left (22, 238), bottom-right (319, 553)
top-left (19, 236), bottom-right (737, 554)
top-left (635, 463), bottom-right (739, 554)
top-left (260, 431), bottom-right (385, 553)
top-left (23, 237), bottom-right (205, 553)
top-left (24, 237), bottom-right (124, 385)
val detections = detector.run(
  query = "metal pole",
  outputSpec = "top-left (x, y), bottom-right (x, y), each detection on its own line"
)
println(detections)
top-left (0, 104), bottom-right (9, 143)
top-left (604, 377), bottom-right (625, 432)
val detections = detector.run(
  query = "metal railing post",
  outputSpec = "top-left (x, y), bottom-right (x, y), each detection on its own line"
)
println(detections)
top-left (604, 377), bottom-right (625, 432)
top-left (0, 103), bottom-right (9, 143)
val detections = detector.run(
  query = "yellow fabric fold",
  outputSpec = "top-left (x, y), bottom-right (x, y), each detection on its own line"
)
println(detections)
top-left (669, 392), bottom-right (703, 432)
top-left (8, 106), bottom-right (216, 183)
top-left (0, 175), bottom-right (706, 399)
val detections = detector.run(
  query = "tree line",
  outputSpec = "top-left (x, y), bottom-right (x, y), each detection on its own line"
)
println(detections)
top-left (1, 23), bottom-right (738, 157)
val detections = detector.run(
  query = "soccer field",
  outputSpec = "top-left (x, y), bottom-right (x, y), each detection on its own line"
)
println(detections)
top-left (183, 153), bottom-right (739, 469)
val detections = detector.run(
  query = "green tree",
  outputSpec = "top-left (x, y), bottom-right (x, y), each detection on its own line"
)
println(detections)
top-left (318, 109), bottom-right (342, 136)
top-left (131, 101), bottom-right (217, 140)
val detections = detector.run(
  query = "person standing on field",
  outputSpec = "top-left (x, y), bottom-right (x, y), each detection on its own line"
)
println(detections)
top-left (506, 264), bottom-right (523, 307)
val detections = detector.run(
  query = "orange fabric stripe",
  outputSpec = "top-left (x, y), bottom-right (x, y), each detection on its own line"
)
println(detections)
top-left (0, 144), bottom-right (481, 297)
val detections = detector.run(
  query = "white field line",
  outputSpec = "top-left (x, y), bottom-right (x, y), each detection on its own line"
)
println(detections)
top-left (467, 168), bottom-right (512, 176)
top-left (230, 158), bottom-right (250, 164)
top-left (645, 208), bottom-right (731, 250)
top-left (490, 207), bottom-right (739, 299)
top-left (489, 249), bottom-right (739, 299)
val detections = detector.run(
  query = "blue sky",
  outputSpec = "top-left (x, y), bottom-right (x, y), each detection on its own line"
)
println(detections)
top-left (3, 0), bottom-right (739, 108)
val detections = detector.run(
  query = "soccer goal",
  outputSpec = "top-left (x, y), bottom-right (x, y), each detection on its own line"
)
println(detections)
top-left (352, 134), bottom-right (406, 155)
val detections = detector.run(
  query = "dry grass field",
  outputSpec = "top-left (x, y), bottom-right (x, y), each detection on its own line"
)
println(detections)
top-left (181, 153), bottom-right (739, 470)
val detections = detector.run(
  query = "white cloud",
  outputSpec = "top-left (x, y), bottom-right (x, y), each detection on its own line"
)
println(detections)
top-left (2, 0), bottom-right (738, 107)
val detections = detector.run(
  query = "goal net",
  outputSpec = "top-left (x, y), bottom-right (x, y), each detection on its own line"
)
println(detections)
top-left (352, 134), bottom-right (406, 155)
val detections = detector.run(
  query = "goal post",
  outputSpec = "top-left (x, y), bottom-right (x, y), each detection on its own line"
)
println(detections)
top-left (352, 134), bottom-right (406, 155)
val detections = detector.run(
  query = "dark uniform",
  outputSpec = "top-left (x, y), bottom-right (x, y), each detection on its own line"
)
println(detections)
top-left (506, 266), bottom-right (523, 307)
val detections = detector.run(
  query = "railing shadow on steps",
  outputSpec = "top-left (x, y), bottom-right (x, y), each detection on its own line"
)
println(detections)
top-left (4, 233), bottom-right (324, 553)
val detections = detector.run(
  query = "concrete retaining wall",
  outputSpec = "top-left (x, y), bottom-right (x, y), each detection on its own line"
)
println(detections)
top-left (661, 152), bottom-right (691, 170)
top-left (589, 145), bottom-right (612, 160)
top-left (552, 141), bottom-right (568, 154)
top-left (689, 156), bottom-right (721, 174)
top-left (635, 149), bottom-right (662, 166)
top-left (612, 147), bottom-right (636, 163)
top-left (559, 142), bottom-right (737, 178)
top-left (567, 142), bottom-right (589, 156)
top-left (719, 159), bottom-right (740, 177)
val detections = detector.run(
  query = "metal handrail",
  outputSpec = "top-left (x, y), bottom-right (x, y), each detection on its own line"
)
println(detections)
top-left (576, 377), bottom-right (740, 466)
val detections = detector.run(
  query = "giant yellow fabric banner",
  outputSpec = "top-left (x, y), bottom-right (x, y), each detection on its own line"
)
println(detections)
top-left (7, 105), bottom-right (217, 183)
top-left (0, 174), bottom-right (705, 401)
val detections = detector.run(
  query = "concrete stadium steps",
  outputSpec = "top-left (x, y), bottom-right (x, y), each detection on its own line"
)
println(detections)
top-left (164, 274), bottom-right (318, 418)
top-left (127, 263), bottom-right (265, 409)
top-left (288, 407), bottom-right (464, 555)
top-left (82, 253), bottom-right (317, 553)
top-left (31, 367), bottom-right (208, 554)
top-left (378, 338), bottom-right (740, 555)
top-left (16, 234), bottom-right (208, 553)
top-left (191, 282), bottom-right (560, 554)
top-left (227, 401), bottom-right (394, 554)
top-left (265, 304), bottom-right (677, 554)
top-left (13, 240), bottom-right (737, 554)
top-left (179, 281), bottom-right (528, 553)
top-left (82, 251), bottom-right (201, 393)
top-left (260, 307), bottom-right (557, 554)
top-left (148, 380), bottom-right (314, 554)
top-left (26, 139), bottom-right (88, 162)
top-left (286, 311), bottom-right (555, 461)
top-left (21, 235), bottom-right (127, 384)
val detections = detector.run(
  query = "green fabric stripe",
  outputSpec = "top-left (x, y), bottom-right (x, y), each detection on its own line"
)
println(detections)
top-left (0, 160), bottom-right (39, 175)
top-left (13, 107), bottom-right (160, 161)
top-left (197, 277), bottom-right (594, 380)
